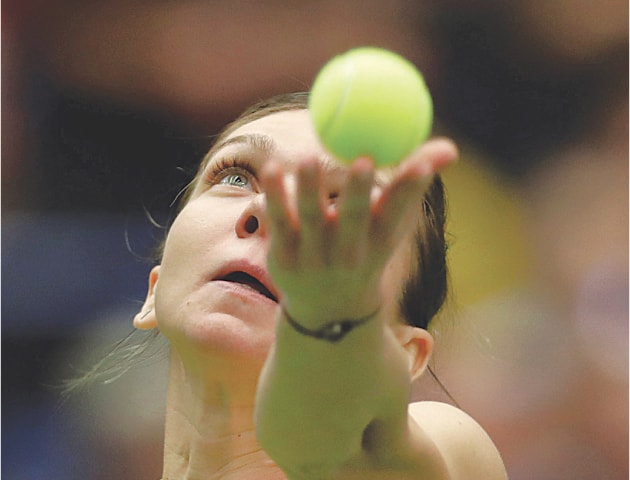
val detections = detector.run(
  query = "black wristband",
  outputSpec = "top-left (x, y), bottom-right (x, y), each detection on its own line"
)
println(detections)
top-left (282, 305), bottom-right (379, 343)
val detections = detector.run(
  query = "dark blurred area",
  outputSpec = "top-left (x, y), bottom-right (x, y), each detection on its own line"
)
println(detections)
top-left (3, 1), bottom-right (628, 478)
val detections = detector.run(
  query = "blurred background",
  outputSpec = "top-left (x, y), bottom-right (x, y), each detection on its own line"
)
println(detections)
top-left (3, 0), bottom-right (628, 478)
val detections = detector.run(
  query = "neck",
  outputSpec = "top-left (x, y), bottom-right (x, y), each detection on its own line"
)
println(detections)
top-left (161, 349), bottom-right (282, 480)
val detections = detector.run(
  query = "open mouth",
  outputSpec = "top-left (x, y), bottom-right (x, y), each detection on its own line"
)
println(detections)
top-left (218, 271), bottom-right (278, 303)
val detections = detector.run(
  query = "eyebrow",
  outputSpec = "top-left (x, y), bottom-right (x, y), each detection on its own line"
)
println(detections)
top-left (212, 133), bottom-right (276, 157)
top-left (213, 132), bottom-right (340, 171)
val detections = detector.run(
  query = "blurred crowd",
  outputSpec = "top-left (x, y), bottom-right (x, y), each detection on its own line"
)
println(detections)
top-left (3, 1), bottom-right (628, 479)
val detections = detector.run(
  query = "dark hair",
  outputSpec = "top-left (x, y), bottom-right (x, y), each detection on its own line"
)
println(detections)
top-left (400, 176), bottom-right (449, 329)
top-left (178, 92), bottom-right (450, 330)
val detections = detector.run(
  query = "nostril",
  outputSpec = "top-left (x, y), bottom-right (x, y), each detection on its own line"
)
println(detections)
top-left (244, 215), bottom-right (259, 234)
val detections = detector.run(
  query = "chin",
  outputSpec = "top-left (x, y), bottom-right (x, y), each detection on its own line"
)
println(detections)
top-left (174, 309), bottom-right (276, 362)
top-left (158, 282), bottom-right (278, 363)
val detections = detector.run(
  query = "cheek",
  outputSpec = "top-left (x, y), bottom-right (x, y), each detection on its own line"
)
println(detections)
top-left (152, 198), bottom-right (278, 359)
top-left (153, 202), bottom-right (228, 329)
top-left (160, 199), bottom-right (233, 273)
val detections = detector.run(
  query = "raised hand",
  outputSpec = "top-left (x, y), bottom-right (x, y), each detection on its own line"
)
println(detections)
top-left (260, 138), bottom-right (458, 328)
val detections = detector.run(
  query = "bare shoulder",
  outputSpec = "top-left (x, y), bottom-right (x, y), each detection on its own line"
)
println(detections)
top-left (408, 401), bottom-right (508, 480)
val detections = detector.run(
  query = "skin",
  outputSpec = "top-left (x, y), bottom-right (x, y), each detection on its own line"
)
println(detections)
top-left (134, 110), bottom-right (507, 479)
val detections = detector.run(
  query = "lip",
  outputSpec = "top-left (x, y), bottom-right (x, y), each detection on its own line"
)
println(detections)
top-left (211, 260), bottom-right (280, 304)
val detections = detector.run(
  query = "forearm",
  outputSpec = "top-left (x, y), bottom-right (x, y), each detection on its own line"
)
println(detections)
top-left (254, 139), bottom-right (459, 477)
top-left (255, 307), bottom-right (411, 476)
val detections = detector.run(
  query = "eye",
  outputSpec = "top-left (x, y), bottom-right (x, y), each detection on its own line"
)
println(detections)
top-left (220, 172), bottom-right (251, 188)
top-left (206, 157), bottom-right (259, 192)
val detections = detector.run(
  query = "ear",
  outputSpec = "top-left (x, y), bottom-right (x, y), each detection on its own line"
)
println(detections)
top-left (133, 266), bottom-right (160, 330)
top-left (401, 327), bottom-right (434, 382)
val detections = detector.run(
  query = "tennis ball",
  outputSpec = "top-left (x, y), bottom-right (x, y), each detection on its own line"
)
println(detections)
top-left (309, 47), bottom-right (433, 166)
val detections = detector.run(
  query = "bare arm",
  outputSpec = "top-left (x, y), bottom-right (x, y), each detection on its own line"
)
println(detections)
top-left (255, 140), bottom-right (458, 479)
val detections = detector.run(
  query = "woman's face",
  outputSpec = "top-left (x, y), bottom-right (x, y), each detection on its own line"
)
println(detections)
top-left (153, 110), bottom-right (413, 361)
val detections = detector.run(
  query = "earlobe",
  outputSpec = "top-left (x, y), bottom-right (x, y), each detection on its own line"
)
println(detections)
top-left (403, 327), bottom-right (434, 382)
top-left (133, 266), bottom-right (160, 330)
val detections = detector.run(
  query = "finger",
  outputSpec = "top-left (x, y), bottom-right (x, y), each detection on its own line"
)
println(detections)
top-left (297, 158), bottom-right (325, 223)
top-left (296, 158), bottom-right (329, 253)
top-left (260, 160), bottom-right (299, 259)
top-left (369, 184), bottom-right (421, 259)
top-left (337, 157), bottom-right (374, 260)
top-left (404, 137), bottom-right (459, 174)
top-left (370, 145), bottom-right (451, 249)
top-left (376, 136), bottom-right (458, 213)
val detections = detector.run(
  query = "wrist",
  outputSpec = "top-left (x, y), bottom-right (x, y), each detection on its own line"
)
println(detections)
top-left (280, 303), bottom-right (380, 343)
top-left (281, 291), bottom-right (382, 329)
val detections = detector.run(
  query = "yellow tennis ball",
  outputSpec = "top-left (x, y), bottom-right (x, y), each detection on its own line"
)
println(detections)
top-left (309, 47), bottom-right (433, 166)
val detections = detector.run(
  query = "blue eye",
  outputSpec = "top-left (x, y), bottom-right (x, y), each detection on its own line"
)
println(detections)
top-left (206, 156), bottom-right (259, 192)
top-left (220, 173), bottom-right (250, 188)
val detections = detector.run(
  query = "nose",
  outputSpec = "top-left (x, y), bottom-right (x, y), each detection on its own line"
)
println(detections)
top-left (235, 194), bottom-right (268, 238)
